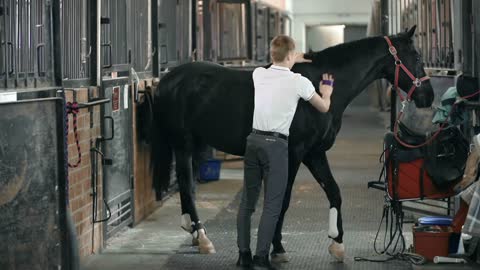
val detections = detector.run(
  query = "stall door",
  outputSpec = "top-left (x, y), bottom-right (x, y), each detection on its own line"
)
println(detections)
top-left (100, 0), bottom-right (133, 240)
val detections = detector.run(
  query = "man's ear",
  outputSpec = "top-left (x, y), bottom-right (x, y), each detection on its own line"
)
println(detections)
top-left (289, 51), bottom-right (296, 61)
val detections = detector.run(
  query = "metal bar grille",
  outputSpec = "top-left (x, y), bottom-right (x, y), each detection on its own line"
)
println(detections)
top-left (266, 8), bottom-right (279, 62)
top-left (60, 0), bottom-right (90, 81)
top-left (129, 0), bottom-right (151, 76)
top-left (101, 0), bottom-right (128, 71)
top-left (195, 0), bottom-right (204, 61)
top-left (157, 0), bottom-right (192, 67)
top-left (177, 0), bottom-right (191, 63)
top-left (254, 4), bottom-right (268, 62)
top-left (217, 2), bottom-right (248, 61)
top-left (403, 198), bottom-right (454, 217)
top-left (105, 190), bottom-right (133, 238)
top-left (158, 0), bottom-right (176, 65)
top-left (267, 9), bottom-right (278, 41)
top-left (0, 0), bottom-right (52, 88)
top-left (388, 0), bottom-right (454, 70)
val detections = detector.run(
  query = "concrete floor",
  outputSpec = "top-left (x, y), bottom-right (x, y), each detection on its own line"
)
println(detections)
top-left (83, 107), bottom-right (478, 270)
top-left (83, 176), bottom-right (244, 269)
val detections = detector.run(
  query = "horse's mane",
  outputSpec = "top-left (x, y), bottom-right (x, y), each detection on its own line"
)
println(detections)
top-left (305, 33), bottom-right (408, 68)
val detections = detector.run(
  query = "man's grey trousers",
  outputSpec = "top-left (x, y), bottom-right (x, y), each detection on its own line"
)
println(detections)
top-left (237, 133), bottom-right (288, 257)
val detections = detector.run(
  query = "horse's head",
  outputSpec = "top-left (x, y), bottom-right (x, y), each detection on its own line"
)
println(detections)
top-left (383, 26), bottom-right (434, 108)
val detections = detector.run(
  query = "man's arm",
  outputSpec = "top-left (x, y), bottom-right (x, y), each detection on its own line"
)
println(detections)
top-left (309, 93), bottom-right (331, 113)
top-left (308, 74), bottom-right (334, 113)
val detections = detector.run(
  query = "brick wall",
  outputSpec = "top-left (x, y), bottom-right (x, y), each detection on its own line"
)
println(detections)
top-left (65, 88), bottom-right (103, 258)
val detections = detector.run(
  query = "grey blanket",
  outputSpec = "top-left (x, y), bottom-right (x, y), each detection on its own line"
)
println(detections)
top-left (464, 182), bottom-right (480, 237)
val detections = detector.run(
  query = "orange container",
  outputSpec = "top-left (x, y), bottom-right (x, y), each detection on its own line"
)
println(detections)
top-left (413, 226), bottom-right (451, 261)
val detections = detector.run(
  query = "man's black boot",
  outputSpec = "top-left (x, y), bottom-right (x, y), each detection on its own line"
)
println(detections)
top-left (252, 255), bottom-right (276, 270)
top-left (236, 250), bottom-right (253, 268)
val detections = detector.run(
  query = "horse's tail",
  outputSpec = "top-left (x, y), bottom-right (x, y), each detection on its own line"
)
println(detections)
top-left (149, 84), bottom-right (174, 200)
top-left (136, 87), bottom-right (154, 144)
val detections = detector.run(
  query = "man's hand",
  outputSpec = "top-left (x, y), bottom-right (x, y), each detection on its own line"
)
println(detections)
top-left (294, 52), bottom-right (312, 63)
top-left (320, 73), bottom-right (334, 98)
top-left (308, 73), bottom-right (334, 113)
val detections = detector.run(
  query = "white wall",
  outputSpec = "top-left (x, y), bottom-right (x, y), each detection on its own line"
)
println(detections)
top-left (285, 0), bottom-right (293, 12)
top-left (258, 0), bottom-right (286, 10)
top-left (290, 0), bottom-right (373, 51)
top-left (305, 25), bottom-right (344, 52)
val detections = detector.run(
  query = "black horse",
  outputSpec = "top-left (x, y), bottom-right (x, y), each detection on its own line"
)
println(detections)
top-left (144, 26), bottom-right (434, 259)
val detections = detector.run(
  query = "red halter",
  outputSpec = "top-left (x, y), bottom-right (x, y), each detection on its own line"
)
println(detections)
top-left (384, 36), bottom-right (433, 148)
top-left (384, 36), bottom-right (430, 103)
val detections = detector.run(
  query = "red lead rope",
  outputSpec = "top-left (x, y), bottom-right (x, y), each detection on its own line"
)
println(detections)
top-left (66, 102), bottom-right (82, 168)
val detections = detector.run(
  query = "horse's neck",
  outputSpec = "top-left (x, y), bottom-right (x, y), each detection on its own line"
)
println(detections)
top-left (328, 38), bottom-right (388, 123)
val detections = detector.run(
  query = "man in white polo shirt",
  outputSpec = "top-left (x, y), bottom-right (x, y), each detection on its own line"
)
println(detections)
top-left (236, 35), bottom-right (334, 269)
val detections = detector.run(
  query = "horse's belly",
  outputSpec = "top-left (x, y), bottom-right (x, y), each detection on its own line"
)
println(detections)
top-left (191, 109), bottom-right (249, 156)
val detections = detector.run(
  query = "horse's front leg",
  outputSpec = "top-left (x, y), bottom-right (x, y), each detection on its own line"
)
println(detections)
top-left (175, 148), bottom-right (216, 254)
top-left (271, 150), bottom-right (302, 263)
top-left (303, 151), bottom-right (345, 262)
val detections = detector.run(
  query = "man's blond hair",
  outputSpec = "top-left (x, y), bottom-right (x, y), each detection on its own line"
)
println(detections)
top-left (270, 35), bottom-right (295, 63)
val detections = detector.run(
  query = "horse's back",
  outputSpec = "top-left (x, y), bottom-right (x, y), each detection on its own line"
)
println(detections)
top-left (155, 62), bottom-right (255, 154)
top-left (157, 62), bottom-right (252, 96)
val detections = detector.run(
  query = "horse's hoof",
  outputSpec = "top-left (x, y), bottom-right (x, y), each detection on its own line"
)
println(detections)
top-left (198, 238), bottom-right (216, 254)
top-left (328, 241), bottom-right (345, 262)
top-left (198, 229), bottom-right (216, 254)
top-left (271, 252), bottom-right (289, 263)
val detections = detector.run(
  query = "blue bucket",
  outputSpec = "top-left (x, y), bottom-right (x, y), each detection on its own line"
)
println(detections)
top-left (199, 159), bottom-right (221, 181)
top-left (418, 216), bottom-right (453, 226)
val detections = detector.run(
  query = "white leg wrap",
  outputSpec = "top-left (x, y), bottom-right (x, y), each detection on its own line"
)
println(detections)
top-left (328, 208), bottom-right (339, 238)
top-left (181, 213), bottom-right (193, 233)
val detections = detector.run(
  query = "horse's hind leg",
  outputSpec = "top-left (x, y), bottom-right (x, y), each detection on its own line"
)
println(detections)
top-left (174, 147), bottom-right (216, 254)
top-left (303, 152), bottom-right (345, 262)
top-left (192, 142), bottom-right (209, 183)
top-left (271, 151), bottom-right (302, 263)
